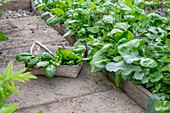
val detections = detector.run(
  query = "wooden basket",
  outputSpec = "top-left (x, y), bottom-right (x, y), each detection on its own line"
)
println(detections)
top-left (26, 41), bottom-right (84, 78)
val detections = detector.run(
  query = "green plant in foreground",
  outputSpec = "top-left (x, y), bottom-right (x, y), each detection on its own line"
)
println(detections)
top-left (0, 62), bottom-right (37, 113)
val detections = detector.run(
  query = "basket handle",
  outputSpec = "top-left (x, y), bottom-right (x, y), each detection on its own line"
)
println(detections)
top-left (30, 41), bottom-right (54, 56)
top-left (30, 43), bottom-right (36, 55)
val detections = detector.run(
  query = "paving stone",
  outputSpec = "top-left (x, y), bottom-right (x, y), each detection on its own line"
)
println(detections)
top-left (0, 16), bottom-right (69, 50)
top-left (0, 37), bottom-right (69, 50)
top-left (6, 63), bottom-right (115, 108)
top-left (0, 16), bottom-right (46, 31)
top-left (15, 88), bottom-right (145, 113)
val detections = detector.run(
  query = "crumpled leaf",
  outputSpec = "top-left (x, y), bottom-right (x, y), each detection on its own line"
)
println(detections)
top-left (87, 27), bottom-right (100, 33)
top-left (142, 68), bottom-right (150, 75)
top-left (86, 0), bottom-right (96, 9)
top-left (56, 49), bottom-right (79, 61)
top-left (124, 0), bottom-right (135, 14)
top-left (78, 28), bottom-right (86, 35)
top-left (102, 15), bottom-right (115, 24)
top-left (106, 61), bottom-right (134, 77)
top-left (163, 75), bottom-right (170, 84)
top-left (140, 58), bottom-right (158, 68)
top-left (106, 61), bottom-right (127, 72)
top-left (90, 44), bottom-right (113, 73)
top-left (149, 27), bottom-right (158, 34)
top-left (36, 4), bottom-right (46, 11)
top-left (123, 15), bottom-right (134, 22)
top-left (73, 45), bottom-right (86, 54)
top-left (103, 1), bottom-right (116, 8)
top-left (107, 29), bottom-right (123, 37)
top-left (155, 101), bottom-right (170, 113)
top-left (147, 13), bottom-right (168, 24)
top-left (146, 94), bottom-right (169, 113)
top-left (149, 72), bottom-right (163, 82)
top-left (122, 55), bottom-right (141, 64)
top-left (36, 61), bottom-right (49, 68)
top-left (94, 20), bottom-right (105, 27)
top-left (134, 72), bottom-right (144, 80)
top-left (142, 76), bottom-right (149, 84)
top-left (133, 66), bottom-right (142, 72)
top-left (118, 39), bottom-right (140, 56)
top-left (90, 52), bottom-right (108, 73)
top-left (51, 8), bottom-right (65, 16)
top-left (114, 22), bottom-right (131, 31)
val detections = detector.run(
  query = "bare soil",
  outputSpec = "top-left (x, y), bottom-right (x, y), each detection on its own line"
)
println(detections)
top-left (0, 16), bottom-right (69, 69)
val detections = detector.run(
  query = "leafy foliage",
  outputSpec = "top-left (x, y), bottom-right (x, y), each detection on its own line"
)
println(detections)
top-left (33, 0), bottom-right (170, 112)
top-left (146, 93), bottom-right (170, 113)
top-left (0, 62), bottom-right (37, 112)
top-left (155, 101), bottom-right (170, 113)
top-left (0, 30), bottom-right (8, 41)
top-left (16, 47), bottom-right (85, 78)
top-left (0, 104), bottom-right (18, 113)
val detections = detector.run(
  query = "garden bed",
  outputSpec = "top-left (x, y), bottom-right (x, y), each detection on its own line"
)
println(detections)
top-left (28, 0), bottom-right (169, 109)
top-left (30, 0), bottom-right (155, 110)
top-left (0, 0), bottom-right (148, 112)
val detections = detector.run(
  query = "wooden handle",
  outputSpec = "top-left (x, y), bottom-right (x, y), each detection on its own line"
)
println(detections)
top-left (35, 41), bottom-right (54, 56)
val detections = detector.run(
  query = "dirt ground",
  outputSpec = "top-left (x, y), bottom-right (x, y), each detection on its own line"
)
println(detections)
top-left (0, 16), bottom-right (145, 113)
top-left (0, 16), bottom-right (69, 69)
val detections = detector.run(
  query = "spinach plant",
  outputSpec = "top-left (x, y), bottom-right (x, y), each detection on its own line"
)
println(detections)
top-left (16, 47), bottom-right (85, 78)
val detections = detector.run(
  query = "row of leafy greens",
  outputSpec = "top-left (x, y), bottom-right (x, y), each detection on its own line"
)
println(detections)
top-left (33, 0), bottom-right (170, 112)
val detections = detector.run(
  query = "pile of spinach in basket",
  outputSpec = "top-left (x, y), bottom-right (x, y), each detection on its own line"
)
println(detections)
top-left (16, 47), bottom-right (85, 78)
